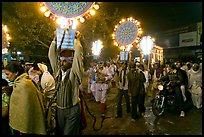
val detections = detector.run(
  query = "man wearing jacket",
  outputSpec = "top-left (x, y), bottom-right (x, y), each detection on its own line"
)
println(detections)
top-left (48, 31), bottom-right (84, 135)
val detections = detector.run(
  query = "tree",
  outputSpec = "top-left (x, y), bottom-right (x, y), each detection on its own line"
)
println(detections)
top-left (2, 2), bottom-right (56, 62)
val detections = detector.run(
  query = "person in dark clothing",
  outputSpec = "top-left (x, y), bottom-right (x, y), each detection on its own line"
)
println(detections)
top-left (175, 61), bottom-right (189, 102)
top-left (116, 62), bottom-right (130, 118)
top-left (167, 64), bottom-right (186, 117)
top-left (137, 64), bottom-right (146, 116)
top-left (127, 62), bottom-right (140, 120)
top-left (2, 79), bottom-right (13, 135)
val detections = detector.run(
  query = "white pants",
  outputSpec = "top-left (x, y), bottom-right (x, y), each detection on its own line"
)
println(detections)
top-left (191, 93), bottom-right (202, 109)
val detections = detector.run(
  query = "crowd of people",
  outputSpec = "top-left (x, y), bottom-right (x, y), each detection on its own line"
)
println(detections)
top-left (83, 58), bottom-right (202, 121)
top-left (2, 30), bottom-right (202, 135)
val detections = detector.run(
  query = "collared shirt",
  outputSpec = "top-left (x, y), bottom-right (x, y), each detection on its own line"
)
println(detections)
top-left (118, 67), bottom-right (129, 90)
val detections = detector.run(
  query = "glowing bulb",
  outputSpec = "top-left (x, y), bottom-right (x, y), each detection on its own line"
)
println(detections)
top-left (80, 17), bottom-right (85, 23)
top-left (40, 6), bottom-right (47, 12)
top-left (3, 25), bottom-right (8, 33)
top-left (56, 18), bottom-right (61, 25)
top-left (44, 11), bottom-right (50, 17)
top-left (122, 19), bottom-right (126, 22)
top-left (89, 9), bottom-right (95, 15)
top-left (138, 30), bottom-right (143, 34)
top-left (7, 36), bottom-right (11, 40)
top-left (93, 4), bottom-right (99, 10)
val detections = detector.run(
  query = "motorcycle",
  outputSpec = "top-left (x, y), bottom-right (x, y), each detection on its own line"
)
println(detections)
top-left (152, 80), bottom-right (179, 117)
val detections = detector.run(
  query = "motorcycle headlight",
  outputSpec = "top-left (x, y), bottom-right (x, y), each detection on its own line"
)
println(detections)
top-left (158, 85), bottom-right (164, 90)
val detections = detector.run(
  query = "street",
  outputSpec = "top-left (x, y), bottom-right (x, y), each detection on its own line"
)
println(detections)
top-left (81, 77), bottom-right (202, 135)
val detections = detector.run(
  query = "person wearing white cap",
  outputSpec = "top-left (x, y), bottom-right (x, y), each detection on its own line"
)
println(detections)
top-left (32, 62), bottom-right (56, 134)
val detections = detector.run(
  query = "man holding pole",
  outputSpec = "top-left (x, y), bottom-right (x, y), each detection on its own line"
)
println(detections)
top-left (48, 30), bottom-right (84, 135)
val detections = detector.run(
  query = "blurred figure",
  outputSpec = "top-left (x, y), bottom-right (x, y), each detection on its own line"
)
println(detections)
top-left (166, 64), bottom-right (186, 117)
top-left (137, 64), bottom-right (147, 116)
top-left (25, 62), bottom-right (33, 74)
top-left (150, 62), bottom-right (163, 98)
top-left (29, 62), bottom-right (40, 85)
top-left (86, 62), bottom-right (96, 101)
top-left (175, 61), bottom-right (189, 102)
top-left (32, 63), bottom-right (56, 134)
top-left (181, 62), bottom-right (189, 72)
top-left (127, 61), bottom-right (140, 120)
top-left (95, 65), bottom-right (110, 116)
top-left (4, 61), bottom-right (47, 135)
top-left (163, 61), bottom-right (171, 76)
top-left (2, 79), bottom-right (13, 135)
top-left (187, 63), bottom-right (202, 109)
top-left (116, 62), bottom-right (130, 118)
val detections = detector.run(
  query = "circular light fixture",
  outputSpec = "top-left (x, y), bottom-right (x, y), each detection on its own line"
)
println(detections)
top-left (112, 17), bottom-right (142, 51)
top-left (38, 2), bottom-right (101, 27)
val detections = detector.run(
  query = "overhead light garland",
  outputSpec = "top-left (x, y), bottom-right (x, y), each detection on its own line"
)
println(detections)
top-left (112, 17), bottom-right (143, 51)
top-left (38, 2), bottom-right (100, 28)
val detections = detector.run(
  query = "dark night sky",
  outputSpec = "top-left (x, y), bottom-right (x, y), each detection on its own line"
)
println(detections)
top-left (103, 2), bottom-right (202, 35)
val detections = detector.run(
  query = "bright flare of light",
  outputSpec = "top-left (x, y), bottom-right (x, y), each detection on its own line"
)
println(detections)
top-left (40, 6), bottom-right (47, 12)
top-left (56, 17), bottom-right (70, 28)
top-left (138, 30), bottom-right (143, 35)
top-left (2, 48), bottom-right (8, 54)
top-left (44, 11), bottom-right (51, 17)
top-left (136, 21), bottom-right (140, 26)
top-left (7, 36), bottom-right (11, 41)
top-left (89, 9), bottom-right (95, 15)
top-left (92, 40), bottom-right (103, 56)
top-left (79, 17), bottom-right (85, 23)
top-left (120, 46), bottom-right (125, 51)
top-left (94, 4), bottom-right (99, 10)
top-left (3, 25), bottom-right (8, 33)
top-left (139, 36), bottom-right (154, 55)
top-left (17, 51), bottom-right (22, 55)
top-left (126, 44), bottom-right (133, 52)
top-left (72, 19), bottom-right (79, 29)
top-left (121, 19), bottom-right (126, 22)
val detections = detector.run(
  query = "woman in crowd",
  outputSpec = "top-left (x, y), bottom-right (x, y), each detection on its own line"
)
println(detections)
top-left (3, 61), bottom-right (47, 135)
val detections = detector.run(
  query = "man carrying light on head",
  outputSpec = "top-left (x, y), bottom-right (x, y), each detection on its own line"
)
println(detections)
top-left (48, 30), bottom-right (84, 135)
